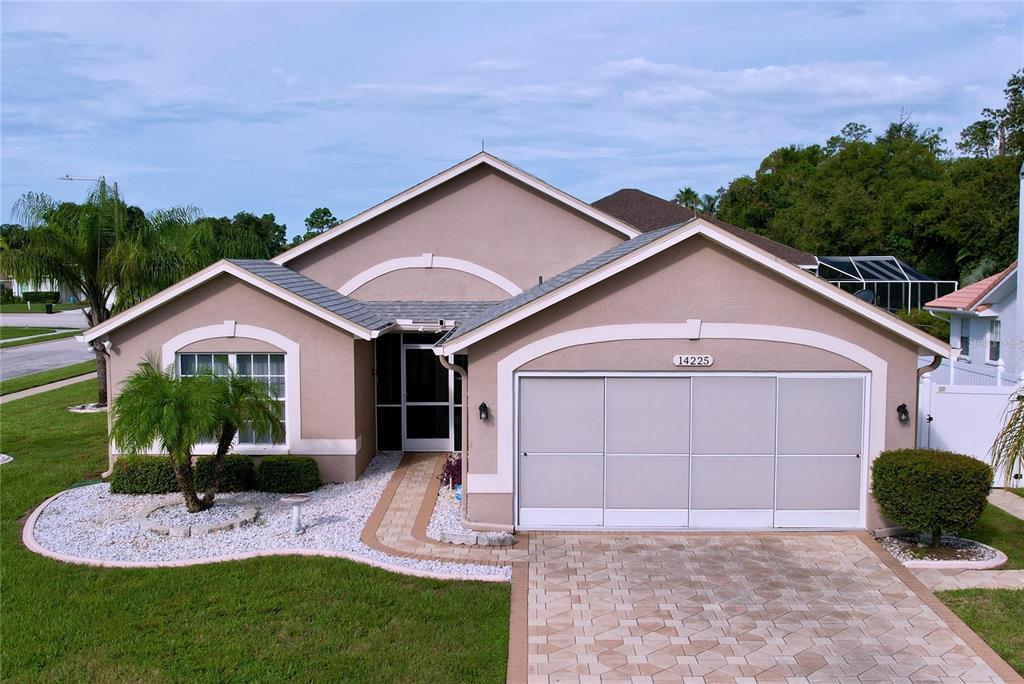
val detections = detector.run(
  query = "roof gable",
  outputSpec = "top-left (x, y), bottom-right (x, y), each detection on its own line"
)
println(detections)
top-left (83, 260), bottom-right (390, 343)
top-left (273, 152), bottom-right (641, 266)
top-left (438, 218), bottom-right (948, 357)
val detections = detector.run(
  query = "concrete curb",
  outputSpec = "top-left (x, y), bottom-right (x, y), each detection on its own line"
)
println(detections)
top-left (21, 487), bottom-right (507, 583)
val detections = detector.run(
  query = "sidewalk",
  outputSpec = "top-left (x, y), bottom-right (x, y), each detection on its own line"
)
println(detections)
top-left (0, 374), bottom-right (95, 405)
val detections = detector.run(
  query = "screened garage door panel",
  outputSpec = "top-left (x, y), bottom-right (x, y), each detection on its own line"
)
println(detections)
top-left (517, 374), bottom-right (865, 529)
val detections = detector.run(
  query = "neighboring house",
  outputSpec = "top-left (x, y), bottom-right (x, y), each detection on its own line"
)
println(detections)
top-left (84, 153), bottom-right (947, 533)
top-left (924, 261), bottom-right (1019, 386)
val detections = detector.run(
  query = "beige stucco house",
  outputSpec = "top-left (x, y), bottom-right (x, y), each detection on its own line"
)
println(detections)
top-left (84, 153), bottom-right (948, 532)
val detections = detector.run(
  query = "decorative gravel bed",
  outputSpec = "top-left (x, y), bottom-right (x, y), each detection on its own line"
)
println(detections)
top-left (427, 486), bottom-right (515, 546)
top-left (880, 533), bottom-right (1000, 564)
top-left (0, 453), bottom-right (12, 465)
top-left (30, 452), bottom-right (510, 580)
top-left (145, 501), bottom-right (251, 528)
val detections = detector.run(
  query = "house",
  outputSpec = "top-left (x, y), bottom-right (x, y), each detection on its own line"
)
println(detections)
top-left (924, 261), bottom-right (1019, 386)
top-left (83, 152), bottom-right (948, 532)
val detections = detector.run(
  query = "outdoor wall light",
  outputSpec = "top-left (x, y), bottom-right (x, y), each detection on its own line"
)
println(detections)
top-left (478, 402), bottom-right (489, 421)
top-left (896, 403), bottom-right (910, 424)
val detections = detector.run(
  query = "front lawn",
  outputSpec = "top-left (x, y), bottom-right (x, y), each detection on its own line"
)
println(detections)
top-left (0, 382), bottom-right (510, 682)
top-left (0, 326), bottom-right (58, 340)
top-left (0, 360), bottom-right (97, 396)
top-left (1012, 488), bottom-right (1023, 499)
top-left (938, 589), bottom-right (1024, 676)
top-left (970, 503), bottom-right (1024, 569)
top-left (0, 329), bottom-right (79, 349)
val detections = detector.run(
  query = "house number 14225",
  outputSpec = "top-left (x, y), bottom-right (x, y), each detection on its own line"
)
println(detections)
top-left (673, 354), bottom-right (714, 367)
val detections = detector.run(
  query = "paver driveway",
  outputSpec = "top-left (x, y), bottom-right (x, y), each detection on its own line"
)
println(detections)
top-left (525, 533), bottom-right (1008, 683)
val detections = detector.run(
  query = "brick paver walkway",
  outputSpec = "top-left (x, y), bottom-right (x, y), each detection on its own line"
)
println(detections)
top-left (913, 568), bottom-right (1024, 591)
top-left (362, 452), bottom-right (529, 565)
top-left (525, 533), bottom-right (1011, 683)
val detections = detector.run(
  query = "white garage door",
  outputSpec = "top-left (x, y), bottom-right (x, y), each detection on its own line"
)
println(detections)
top-left (517, 374), bottom-right (865, 529)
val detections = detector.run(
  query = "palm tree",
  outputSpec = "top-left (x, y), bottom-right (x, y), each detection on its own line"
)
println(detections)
top-left (1, 182), bottom-right (197, 405)
top-left (673, 187), bottom-right (700, 209)
top-left (112, 360), bottom-right (283, 512)
top-left (991, 392), bottom-right (1024, 487)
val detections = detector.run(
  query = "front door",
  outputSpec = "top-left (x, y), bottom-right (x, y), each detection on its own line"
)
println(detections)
top-left (402, 345), bottom-right (453, 451)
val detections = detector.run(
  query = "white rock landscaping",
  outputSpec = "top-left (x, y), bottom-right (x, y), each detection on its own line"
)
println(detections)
top-left (879, 533), bottom-right (1008, 570)
top-left (0, 454), bottom-right (12, 465)
top-left (28, 452), bottom-right (510, 581)
top-left (426, 486), bottom-right (515, 547)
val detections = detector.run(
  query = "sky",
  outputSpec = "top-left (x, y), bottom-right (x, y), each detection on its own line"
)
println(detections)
top-left (2, 2), bottom-right (1021, 241)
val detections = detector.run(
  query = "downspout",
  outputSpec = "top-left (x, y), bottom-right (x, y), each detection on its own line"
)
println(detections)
top-left (437, 352), bottom-right (515, 533)
top-left (436, 354), bottom-right (470, 521)
top-left (916, 354), bottom-right (943, 450)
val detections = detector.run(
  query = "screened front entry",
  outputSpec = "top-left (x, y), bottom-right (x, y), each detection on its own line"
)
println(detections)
top-left (375, 333), bottom-right (465, 452)
top-left (516, 373), bottom-right (866, 529)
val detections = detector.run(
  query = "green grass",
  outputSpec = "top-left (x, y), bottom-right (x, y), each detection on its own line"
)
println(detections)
top-left (0, 329), bottom-right (79, 349)
top-left (0, 361), bottom-right (97, 396)
top-left (969, 503), bottom-right (1024, 569)
top-left (1011, 488), bottom-right (1024, 499)
top-left (0, 303), bottom-right (83, 314)
top-left (0, 382), bottom-right (510, 682)
top-left (937, 589), bottom-right (1024, 676)
top-left (0, 326), bottom-right (59, 340)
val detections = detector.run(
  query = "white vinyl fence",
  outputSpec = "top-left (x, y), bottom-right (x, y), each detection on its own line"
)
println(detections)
top-left (917, 376), bottom-right (1022, 486)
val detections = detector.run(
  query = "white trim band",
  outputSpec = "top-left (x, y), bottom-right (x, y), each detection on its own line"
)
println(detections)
top-left (338, 254), bottom-right (523, 296)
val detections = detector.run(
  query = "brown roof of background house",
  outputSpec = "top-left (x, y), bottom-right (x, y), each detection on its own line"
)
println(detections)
top-left (592, 188), bottom-right (816, 266)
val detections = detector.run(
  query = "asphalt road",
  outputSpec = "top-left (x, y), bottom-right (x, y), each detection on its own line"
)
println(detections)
top-left (0, 336), bottom-right (95, 380)
top-left (0, 310), bottom-right (91, 329)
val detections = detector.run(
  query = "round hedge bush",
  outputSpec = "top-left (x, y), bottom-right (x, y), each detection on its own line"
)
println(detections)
top-left (871, 449), bottom-right (991, 546)
top-left (256, 456), bottom-right (320, 493)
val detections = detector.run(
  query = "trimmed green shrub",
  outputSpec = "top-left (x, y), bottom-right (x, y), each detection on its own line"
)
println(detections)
top-left (256, 456), bottom-right (320, 493)
top-left (22, 291), bottom-right (59, 304)
top-left (194, 455), bottom-right (255, 492)
top-left (872, 449), bottom-right (992, 546)
top-left (111, 454), bottom-right (257, 494)
top-left (110, 455), bottom-right (178, 494)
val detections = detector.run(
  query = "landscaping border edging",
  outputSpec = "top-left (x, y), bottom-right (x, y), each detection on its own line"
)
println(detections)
top-left (899, 541), bottom-right (1008, 570)
top-left (21, 484), bottom-right (507, 583)
top-left (133, 501), bottom-right (258, 537)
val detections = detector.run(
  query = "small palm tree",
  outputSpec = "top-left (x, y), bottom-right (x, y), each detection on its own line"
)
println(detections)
top-left (991, 392), bottom-right (1024, 487)
top-left (112, 360), bottom-right (282, 512)
top-left (673, 187), bottom-right (700, 209)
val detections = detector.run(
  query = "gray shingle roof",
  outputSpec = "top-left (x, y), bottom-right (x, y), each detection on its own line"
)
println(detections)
top-left (362, 300), bottom-right (500, 324)
top-left (229, 260), bottom-right (391, 331)
top-left (442, 220), bottom-right (694, 343)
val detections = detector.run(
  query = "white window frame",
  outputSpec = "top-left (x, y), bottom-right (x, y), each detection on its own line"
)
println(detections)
top-left (987, 320), bottom-right (1001, 364)
top-left (177, 352), bottom-right (287, 450)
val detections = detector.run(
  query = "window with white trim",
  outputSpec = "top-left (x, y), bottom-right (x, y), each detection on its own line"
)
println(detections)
top-left (958, 319), bottom-right (970, 357)
top-left (177, 353), bottom-right (286, 444)
top-left (988, 320), bottom-right (1001, 362)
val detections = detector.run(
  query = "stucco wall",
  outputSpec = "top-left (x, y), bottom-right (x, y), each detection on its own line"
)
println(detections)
top-left (105, 274), bottom-right (367, 482)
top-left (460, 237), bottom-right (923, 527)
top-left (349, 267), bottom-right (511, 301)
top-left (286, 165), bottom-right (624, 297)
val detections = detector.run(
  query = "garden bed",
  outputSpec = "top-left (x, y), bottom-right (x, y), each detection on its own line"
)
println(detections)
top-left (880, 533), bottom-right (1007, 569)
top-left (29, 451), bottom-right (510, 580)
top-left (426, 487), bottom-right (515, 547)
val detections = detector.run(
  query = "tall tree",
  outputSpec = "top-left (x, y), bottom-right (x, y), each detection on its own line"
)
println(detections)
top-left (1, 181), bottom-right (196, 405)
top-left (304, 207), bottom-right (337, 235)
top-left (958, 69), bottom-right (1024, 158)
top-left (673, 187), bottom-right (700, 209)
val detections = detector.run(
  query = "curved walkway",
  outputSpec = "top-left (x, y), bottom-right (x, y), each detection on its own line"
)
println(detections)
top-left (989, 488), bottom-right (1024, 521)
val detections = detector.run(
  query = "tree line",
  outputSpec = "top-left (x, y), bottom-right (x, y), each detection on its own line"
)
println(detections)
top-left (673, 70), bottom-right (1023, 283)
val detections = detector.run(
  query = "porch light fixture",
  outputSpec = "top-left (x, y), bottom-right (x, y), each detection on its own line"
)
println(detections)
top-left (896, 403), bottom-right (910, 424)
top-left (478, 402), bottom-right (489, 421)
